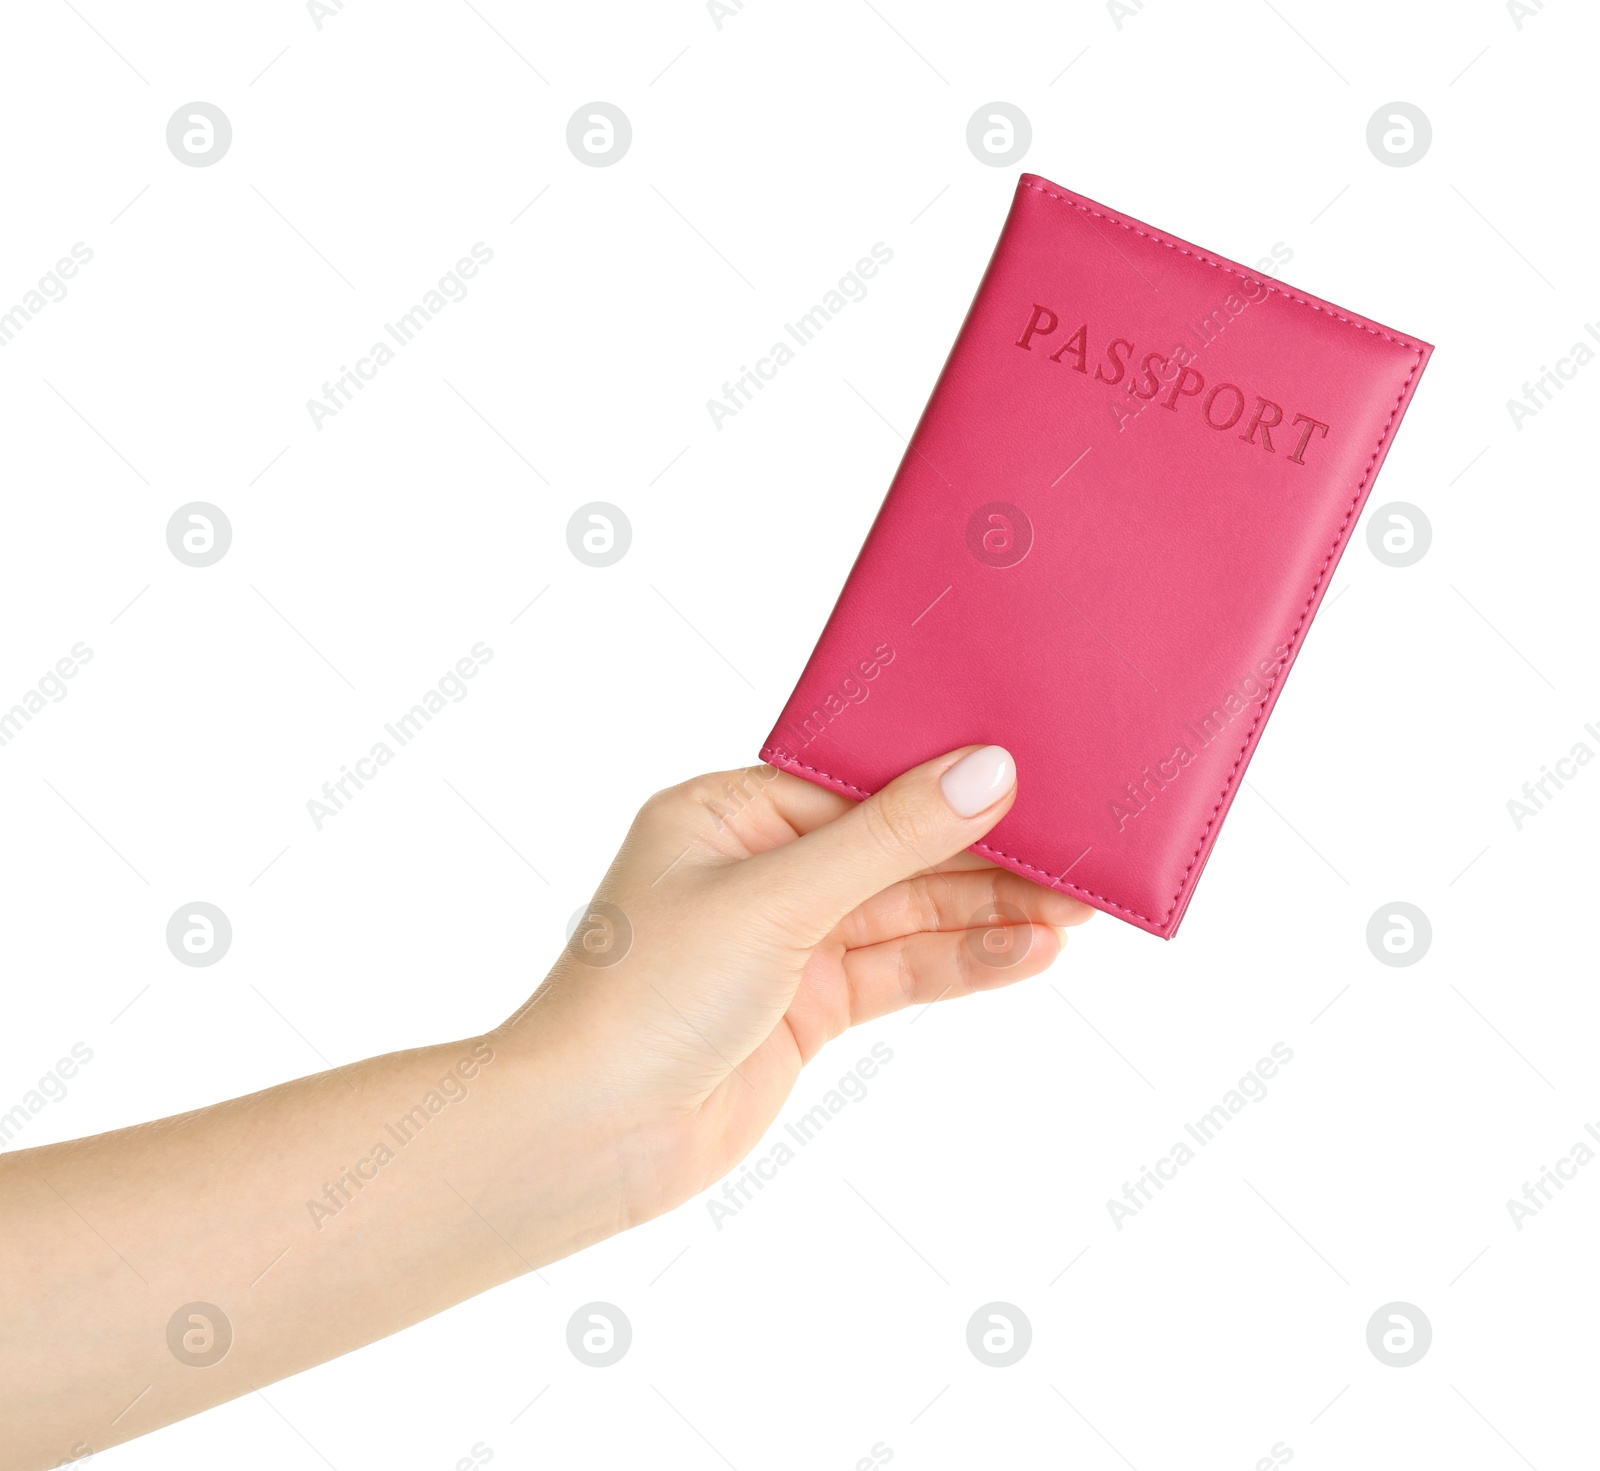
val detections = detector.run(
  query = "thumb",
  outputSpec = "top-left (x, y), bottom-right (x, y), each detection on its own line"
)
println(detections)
top-left (755, 745), bottom-right (1018, 937)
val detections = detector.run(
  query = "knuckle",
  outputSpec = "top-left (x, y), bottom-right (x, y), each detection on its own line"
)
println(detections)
top-left (893, 939), bottom-right (921, 1009)
top-left (860, 788), bottom-right (928, 861)
top-left (676, 768), bottom-right (771, 833)
top-left (977, 872), bottom-right (1008, 927)
top-left (906, 873), bottom-right (944, 935)
top-left (951, 933), bottom-right (988, 991)
top-left (634, 783), bottom-right (686, 830)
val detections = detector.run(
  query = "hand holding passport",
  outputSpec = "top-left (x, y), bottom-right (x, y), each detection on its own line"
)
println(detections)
top-left (761, 174), bottom-right (1432, 937)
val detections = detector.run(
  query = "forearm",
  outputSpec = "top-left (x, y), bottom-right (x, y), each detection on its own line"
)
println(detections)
top-left (0, 1017), bottom-right (633, 1468)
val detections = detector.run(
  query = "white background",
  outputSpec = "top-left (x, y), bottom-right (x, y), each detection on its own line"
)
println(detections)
top-left (1, 1), bottom-right (1595, 1466)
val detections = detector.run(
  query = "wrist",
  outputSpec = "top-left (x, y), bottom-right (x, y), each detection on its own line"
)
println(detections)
top-left (473, 1011), bottom-right (689, 1263)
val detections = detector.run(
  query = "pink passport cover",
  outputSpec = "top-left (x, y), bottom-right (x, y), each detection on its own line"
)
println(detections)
top-left (760, 174), bottom-right (1432, 938)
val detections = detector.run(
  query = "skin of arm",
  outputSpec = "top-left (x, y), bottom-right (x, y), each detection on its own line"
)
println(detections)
top-left (0, 746), bottom-right (1089, 1467)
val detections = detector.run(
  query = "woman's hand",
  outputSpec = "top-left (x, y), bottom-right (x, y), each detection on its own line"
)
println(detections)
top-left (506, 745), bottom-right (1093, 1229)
top-left (0, 745), bottom-right (1088, 1469)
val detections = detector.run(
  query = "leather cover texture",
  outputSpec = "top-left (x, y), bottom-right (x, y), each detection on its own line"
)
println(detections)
top-left (759, 174), bottom-right (1432, 937)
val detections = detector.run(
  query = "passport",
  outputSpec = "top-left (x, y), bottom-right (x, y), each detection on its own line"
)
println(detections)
top-left (761, 173), bottom-right (1432, 937)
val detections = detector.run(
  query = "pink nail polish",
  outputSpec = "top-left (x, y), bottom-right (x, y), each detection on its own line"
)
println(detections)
top-left (940, 745), bottom-right (1016, 817)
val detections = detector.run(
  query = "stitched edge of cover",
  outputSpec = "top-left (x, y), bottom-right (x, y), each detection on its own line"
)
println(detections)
top-left (1020, 179), bottom-right (1424, 352)
top-left (760, 745), bottom-right (1163, 926)
top-left (765, 184), bottom-right (1427, 934)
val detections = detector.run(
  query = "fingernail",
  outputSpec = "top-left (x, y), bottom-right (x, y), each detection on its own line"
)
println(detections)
top-left (940, 745), bottom-right (1016, 817)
